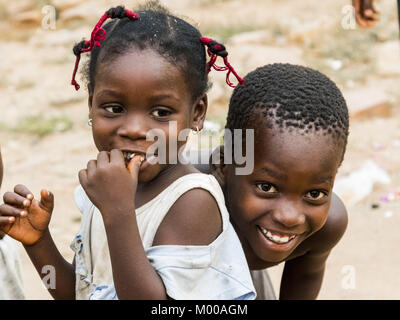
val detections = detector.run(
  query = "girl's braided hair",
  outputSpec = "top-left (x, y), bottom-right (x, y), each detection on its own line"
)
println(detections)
top-left (71, 1), bottom-right (243, 101)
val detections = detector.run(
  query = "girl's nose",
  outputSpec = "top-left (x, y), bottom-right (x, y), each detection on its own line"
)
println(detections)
top-left (117, 114), bottom-right (148, 139)
top-left (271, 200), bottom-right (306, 229)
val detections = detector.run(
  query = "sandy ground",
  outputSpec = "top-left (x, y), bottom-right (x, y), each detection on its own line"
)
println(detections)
top-left (0, 0), bottom-right (399, 299)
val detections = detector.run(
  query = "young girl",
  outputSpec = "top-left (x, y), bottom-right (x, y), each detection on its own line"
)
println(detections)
top-left (0, 149), bottom-right (25, 300)
top-left (0, 3), bottom-right (255, 300)
top-left (199, 64), bottom-right (349, 299)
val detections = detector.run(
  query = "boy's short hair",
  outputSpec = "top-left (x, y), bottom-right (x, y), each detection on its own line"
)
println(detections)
top-left (226, 63), bottom-right (349, 161)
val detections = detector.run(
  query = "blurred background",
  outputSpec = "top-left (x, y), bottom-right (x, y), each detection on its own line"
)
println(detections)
top-left (0, 0), bottom-right (399, 299)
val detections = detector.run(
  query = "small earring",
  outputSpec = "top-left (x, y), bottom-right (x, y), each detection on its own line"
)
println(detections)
top-left (88, 118), bottom-right (93, 126)
top-left (193, 125), bottom-right (200, 134)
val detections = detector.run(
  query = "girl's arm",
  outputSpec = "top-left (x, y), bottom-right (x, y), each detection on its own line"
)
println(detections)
top-left (101, 207), bottom-right (167, 299)
top-left (79, 151), bottom-right (167, 299)
top-left (79, 150), bottom-right (222, 299)
top-left (0, 186), bottom-right (75, 299)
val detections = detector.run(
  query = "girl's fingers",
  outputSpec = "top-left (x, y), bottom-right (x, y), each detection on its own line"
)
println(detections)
top-left (0, 216), bottom-right (15, 225)
top-left (14, 184), bottom-right (34, 200)
top-left (39, 189), bottom-right (54, 212)
top-left (0, 204), bottom-right (27, 217)
top-left (86, 159), bottom-right (97, 178)
top-left (3, 191), bottom-right (31, 208)
top-left (127, 154), bottom-right (144, 178)
top-left (97, 151), bottom-right (110, 168)
top-left (78, 169), bottom-right (88, 187)
top-left (110, 149), bottom-right (125, 166)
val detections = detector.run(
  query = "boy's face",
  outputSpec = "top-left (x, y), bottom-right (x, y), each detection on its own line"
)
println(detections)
top-left (223, 126), bottom-right (343, 264)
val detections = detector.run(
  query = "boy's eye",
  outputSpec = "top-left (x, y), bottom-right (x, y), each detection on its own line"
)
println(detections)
top-left (256, 183), bottom-right (278, 193)
top-left (151, 109), bottom-right (171, 118)
top-left (104, 105), bottom-right (124, 114)
top-left (305, 190), bottom-right (326, 200)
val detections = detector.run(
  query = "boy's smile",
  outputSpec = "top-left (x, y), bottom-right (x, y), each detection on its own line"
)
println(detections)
top-left (223, 125), bottom-right (343, 266)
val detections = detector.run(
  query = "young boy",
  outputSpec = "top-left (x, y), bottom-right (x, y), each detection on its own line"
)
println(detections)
top-left (0, 148), bottom-right (25, 299)
top-left (199, 63), bottom-right (349, 299)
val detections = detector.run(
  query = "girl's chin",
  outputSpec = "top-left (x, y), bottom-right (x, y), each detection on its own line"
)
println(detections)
top-left (137, 168), bottom-right (159, 183)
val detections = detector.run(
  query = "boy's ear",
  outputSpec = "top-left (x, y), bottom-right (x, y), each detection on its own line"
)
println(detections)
top-left (210, 145), bottom-right (227, 189)
top-left (191, 94), bottom-right (208, 131)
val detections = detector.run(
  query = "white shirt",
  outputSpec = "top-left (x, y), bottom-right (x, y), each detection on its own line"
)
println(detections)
top-left (70, 173), bottom-right (256, 300)
top-left (0, 235), bottom-right (25, 299)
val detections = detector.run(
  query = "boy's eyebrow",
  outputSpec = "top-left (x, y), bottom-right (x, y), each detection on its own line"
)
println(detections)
top-left (260, 167), bottom-right (287, 180)
top-left (312, 176), bottom-right (333, 184)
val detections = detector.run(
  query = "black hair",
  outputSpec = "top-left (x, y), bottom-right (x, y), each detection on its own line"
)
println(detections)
top-left (74, 1), bottom-right (209, 101)
top-left (226, 63), bottom-right (349, 161)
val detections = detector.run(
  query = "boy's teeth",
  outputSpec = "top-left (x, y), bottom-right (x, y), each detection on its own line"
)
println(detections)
top-left (260, 226), bottom-right (295, 244)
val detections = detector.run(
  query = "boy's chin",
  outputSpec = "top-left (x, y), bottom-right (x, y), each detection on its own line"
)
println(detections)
top-left (251, 238), bottom-right (298, 264)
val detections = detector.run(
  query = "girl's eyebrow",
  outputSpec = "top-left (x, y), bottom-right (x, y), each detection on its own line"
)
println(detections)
top-left (96, 90), bottom-right (181, 102)
top-left (96, 89), bottom-right (121, 98)
top-left (150, 93), bottom-right (181, 102)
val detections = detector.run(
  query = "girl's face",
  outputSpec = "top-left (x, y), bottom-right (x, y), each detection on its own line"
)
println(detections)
top-left (223, 126), bottom-right (342, 266)
top-left (89, 48), bottom-right (207, 183)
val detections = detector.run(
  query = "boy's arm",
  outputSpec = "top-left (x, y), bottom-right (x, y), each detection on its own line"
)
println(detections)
top-left (279, 193), bottom-right (348, 300)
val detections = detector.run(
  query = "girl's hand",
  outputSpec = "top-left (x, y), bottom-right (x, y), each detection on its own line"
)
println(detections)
top-left (0, 185), bottom-right (53, 246)
top-left (353, 0), bottom-right (379, 28)
top-left (78, 149), bottom-right (143, 224)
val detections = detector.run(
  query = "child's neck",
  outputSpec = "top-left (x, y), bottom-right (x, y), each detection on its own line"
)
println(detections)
top-left (134, 163), bottom-right (199, 209)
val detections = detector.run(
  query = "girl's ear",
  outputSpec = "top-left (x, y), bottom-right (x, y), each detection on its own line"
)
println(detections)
top-left (191, 94), bottom-right (208, 131)
top-left (210, 145), bottom-right (227, 189)
top-left (88, 94), bottom-right (93, 110)
top-left (88, 94), bottom-right (93, 119)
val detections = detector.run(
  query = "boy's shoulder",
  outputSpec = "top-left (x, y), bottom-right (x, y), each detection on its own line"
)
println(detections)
top-left (298, 192), bottom-right (348, 255)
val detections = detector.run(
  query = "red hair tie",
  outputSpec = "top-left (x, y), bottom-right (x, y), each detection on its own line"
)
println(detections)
top-left (71, 6), bottom-right (139, 91)
top-left (200, 36), bottom-right (244, 88)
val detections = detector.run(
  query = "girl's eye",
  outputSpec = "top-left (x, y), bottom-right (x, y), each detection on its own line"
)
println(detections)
top-left (104, 105), bottom-right (124, 114)
top-left (256, 183), bottom-right (278, 193)
top-left (151, 109), bottom-right (171, 118)
top-left (305, 190), bottom-right (326, 200)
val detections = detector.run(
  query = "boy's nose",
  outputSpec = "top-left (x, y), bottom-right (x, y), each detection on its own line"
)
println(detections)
top-left (271, 200), bottom-right (306, 230)
top-left (117, 114), bottom-right (148, 139)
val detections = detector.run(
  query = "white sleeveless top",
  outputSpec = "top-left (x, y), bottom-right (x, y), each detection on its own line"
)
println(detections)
top-left (70, 173), bottom-right (256, 300)
top-left (0, 235), bottom-right (25, 300)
